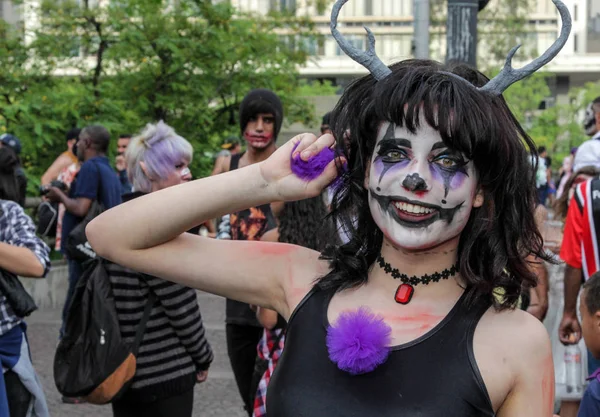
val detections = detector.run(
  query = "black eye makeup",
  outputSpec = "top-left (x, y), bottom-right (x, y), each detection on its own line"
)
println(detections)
top-left (431, 153), bottom-right (467, 171)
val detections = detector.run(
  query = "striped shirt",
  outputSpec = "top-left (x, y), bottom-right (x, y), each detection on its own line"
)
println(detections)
top-left (0, 200), bottom-right (50, 336)
top-left (561, 178), bottom-right (600, 280)
top-left (106, 263), bottom-right (213, 400)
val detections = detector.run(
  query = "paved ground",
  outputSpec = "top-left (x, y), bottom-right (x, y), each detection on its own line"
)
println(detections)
top-left (27, 292), bottom-right (247, 417)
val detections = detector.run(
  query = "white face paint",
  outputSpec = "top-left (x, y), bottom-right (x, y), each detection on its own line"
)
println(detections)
top-left (367, 121), bottom-right (481, 250)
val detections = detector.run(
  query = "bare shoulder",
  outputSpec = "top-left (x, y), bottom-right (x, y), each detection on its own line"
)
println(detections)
top-left (473, 306), bottom-right (552, 411)
top-left (478, 307), bottom-right (550, 363)
top-left (281, 246), bottom-right (330, 319)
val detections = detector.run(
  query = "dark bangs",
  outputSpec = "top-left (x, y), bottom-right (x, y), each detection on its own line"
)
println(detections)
top-left (320, 59), bottom-right (546, 310)
top-left (246, 99), bottom-right (277, 118)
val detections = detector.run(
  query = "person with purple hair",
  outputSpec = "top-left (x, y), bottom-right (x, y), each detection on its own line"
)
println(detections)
top-left (107, 121), bottom-right (213, 417)
top-left (86, 0), bottom-right (572, 415)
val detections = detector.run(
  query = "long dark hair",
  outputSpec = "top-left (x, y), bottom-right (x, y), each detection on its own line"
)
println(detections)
top-left (0, 147), bottom-right (20, 204)
top-left (278, 195), bottom-right (338, 251)
top-left (319, 59), bottom-right (547, 310)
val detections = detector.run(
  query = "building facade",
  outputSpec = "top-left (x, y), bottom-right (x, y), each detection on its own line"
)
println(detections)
top-left (4, 0), bottom-right (599, 101)
top-left (0, 0), bottom-right (20, 25)
top-left (232, 0), bottom-right (600, 94)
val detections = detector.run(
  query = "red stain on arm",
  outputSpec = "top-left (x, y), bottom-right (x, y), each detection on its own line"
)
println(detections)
top-left (248, 241), bottom-right (297, 256)
top-left (541, 354), bottom-right (555, 417)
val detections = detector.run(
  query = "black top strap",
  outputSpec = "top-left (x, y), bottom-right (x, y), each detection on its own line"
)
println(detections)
top-left (229, 152), bottom-right (244, 171)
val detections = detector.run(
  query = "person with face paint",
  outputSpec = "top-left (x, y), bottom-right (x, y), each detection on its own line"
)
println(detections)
top-left (210, 88), bottom-right (283, 415)
top-left (108, 121), bottom-right (213, 417)
top-left (86, 1), bottom-right (571, 415)
top-left (573, 97), bottom-right (600, 172)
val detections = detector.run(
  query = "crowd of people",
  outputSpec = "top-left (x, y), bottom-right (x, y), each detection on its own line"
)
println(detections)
top-left (2, 1), bottom-right (600, 416)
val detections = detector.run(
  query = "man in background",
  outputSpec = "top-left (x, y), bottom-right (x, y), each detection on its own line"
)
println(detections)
top-left (46, 125), bottom-right (122, 342)
top-left (212, 89), bottom-right (283, 415)
top-left (115, 134), bottom-right (132, 195)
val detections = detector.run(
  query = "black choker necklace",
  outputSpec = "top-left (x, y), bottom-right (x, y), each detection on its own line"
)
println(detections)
top-left (377, 255), bottom-right (459, 305)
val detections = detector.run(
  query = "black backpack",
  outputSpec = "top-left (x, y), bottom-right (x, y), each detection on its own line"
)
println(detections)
top-left (54, 259), bottom-right (156, 404)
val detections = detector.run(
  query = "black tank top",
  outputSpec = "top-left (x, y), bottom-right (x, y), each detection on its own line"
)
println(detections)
top-left (267, 287), bottom-right (495, 417)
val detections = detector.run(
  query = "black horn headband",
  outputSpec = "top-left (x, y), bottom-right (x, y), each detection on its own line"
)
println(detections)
top-left (330, 0), bottom-right (572, 95)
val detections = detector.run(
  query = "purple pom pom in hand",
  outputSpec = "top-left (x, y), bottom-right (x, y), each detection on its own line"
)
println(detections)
top-left (290, 142), bottom-right (337, 180)
top-left (326, 307), bottom-right (392, 375)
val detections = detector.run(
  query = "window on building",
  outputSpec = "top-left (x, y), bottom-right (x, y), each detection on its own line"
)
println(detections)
top-left (365, 0), bottom-right (373, 16)
top-left (270, 0), bottom-right (295, 13)
top-left (573, 4), bottom-right (577, 21)
top-left (574, 33), bottom-right (579, 53)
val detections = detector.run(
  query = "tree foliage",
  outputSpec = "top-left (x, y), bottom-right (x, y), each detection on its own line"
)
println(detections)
top-left (0, 0), bottom-right (321, 190)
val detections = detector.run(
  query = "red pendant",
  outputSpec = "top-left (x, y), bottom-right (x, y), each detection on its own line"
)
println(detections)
top-left (395, 284), bottom-right (414, 305)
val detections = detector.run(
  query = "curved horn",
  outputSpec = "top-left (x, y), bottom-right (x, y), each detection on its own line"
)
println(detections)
top-left (330, 0), bottom-right (392, 81)
top-left (480, 0), bottom-right (572, 95)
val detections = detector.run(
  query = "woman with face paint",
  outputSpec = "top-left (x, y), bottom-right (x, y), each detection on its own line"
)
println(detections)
top-left (106, 122), bottom-right (214, 417)
top-left (87, 1), bottom-right (571, 415)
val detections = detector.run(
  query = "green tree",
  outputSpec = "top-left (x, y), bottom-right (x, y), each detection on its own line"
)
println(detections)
top-left (0, 0), bottom-right (321, 187)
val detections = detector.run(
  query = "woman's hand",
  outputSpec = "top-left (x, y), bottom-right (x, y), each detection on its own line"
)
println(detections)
top-left (259, 133), bottom-right (343, 202)
top-left (196, 370), bottom-right (208, 383)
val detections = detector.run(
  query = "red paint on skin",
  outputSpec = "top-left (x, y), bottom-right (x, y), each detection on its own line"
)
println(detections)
top-left (413, 191), bottom-right (427, 197)
top-left (251, 242), bottom-right (296, 256)
top-left (541, 354), bottom-right (555, 416)
top-left (244, 132), bottom-right (273, 148)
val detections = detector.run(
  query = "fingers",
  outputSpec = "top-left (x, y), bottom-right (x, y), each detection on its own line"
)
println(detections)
top-left (291, 133), bottom-right (336, 161)
top-left (307, 155), bottom-right (347, 193)
top-left (196, 370), bottom-right (208, 383)
top-left (559, 322), bottom-right (581, 345)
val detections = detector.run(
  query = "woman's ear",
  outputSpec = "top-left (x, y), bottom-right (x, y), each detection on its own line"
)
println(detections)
top-left (139, 161), bottom-right (150, 178)
top-left (473, 187), bottom-right (484, 208)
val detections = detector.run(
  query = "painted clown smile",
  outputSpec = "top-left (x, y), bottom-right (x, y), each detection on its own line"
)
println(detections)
top-left (371, 190), bottom-right (464, 229)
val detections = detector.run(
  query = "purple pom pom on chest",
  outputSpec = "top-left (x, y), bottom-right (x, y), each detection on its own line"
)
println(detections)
top-left (326, 307), bottom-right (392, 375)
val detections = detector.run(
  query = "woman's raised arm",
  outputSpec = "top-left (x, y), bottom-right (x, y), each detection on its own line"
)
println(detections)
top-left (86, 133), bottom-right (340, 316)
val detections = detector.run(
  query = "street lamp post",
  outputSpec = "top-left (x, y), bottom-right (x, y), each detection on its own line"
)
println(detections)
top-left (445, 0), bottom-right (490, 67)
top-left (413, 0), bottom-right (430, 59)
top-left (445, 0), bottom-right (479, 67)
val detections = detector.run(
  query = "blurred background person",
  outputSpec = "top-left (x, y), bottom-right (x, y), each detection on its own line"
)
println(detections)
top-left (0, 147), bottom-right (25, 208)
top-left (0, 134), bottom-right (26, 207)
top-left (573, 97), bottom-right (600, 173)
top-left (41, 128), bottom-right (80, 186)
top-left (320, 112), bottom-right (332, 136)
top-left (115, 134), bottom-right (133, 195)
top-left (108, 121), bottom-right (213, 417)
top-left (46, 125), bottom-right (122, 342)
top-left (211, 136), bottom-right (242, 176)
top-left (0, 156), bottom-right (51, 417)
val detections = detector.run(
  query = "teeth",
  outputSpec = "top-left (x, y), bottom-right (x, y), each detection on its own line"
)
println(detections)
top-left (394, 201), bottom-right (435, 215)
